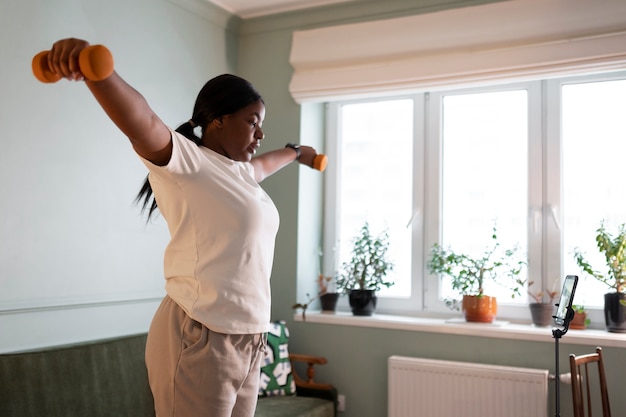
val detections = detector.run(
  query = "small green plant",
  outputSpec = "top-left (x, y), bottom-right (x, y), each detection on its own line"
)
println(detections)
top-left (292, 275), bottom-right (337, 321)
top-left (427, 224), bottom-right (527, 300)
top-left (335, 222), bottom-right (395, 293)
top-left (573, 221), bottom-right (626, 294)
top-left (572, 305), bottom-right (591, 327)
top-left (292, 293), bottom-right (317, 321)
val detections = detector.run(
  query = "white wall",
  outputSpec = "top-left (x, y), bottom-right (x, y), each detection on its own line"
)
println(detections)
top-left (0, 0), bottom-right (236, 352)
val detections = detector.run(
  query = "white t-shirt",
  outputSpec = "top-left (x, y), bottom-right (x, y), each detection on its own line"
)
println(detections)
top-left (140, 129), bottom-right (279, 334)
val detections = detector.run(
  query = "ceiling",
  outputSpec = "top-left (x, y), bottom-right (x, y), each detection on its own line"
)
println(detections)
top-left (205, 0), bottom-right (357, 19)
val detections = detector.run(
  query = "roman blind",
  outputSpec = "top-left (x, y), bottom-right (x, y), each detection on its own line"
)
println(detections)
top-left (289, 0), bottom-right (626, 103)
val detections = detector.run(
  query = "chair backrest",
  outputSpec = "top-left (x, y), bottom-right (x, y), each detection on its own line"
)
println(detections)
top-left (569, 347), bottom-right (611, 417)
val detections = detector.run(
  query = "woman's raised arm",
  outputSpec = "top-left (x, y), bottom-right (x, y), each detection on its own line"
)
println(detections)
top-left (45, 38), bottom-right (172, 166)
top-left (251, 145), bottom-right (321, 182)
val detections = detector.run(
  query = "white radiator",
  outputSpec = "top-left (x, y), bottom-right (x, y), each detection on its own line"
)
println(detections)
top-left (388, 355), bottom-right (549, 417)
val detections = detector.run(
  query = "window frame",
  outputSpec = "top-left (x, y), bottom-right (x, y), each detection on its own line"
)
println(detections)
top-left (323, 95), bottom-right (427, 314)
top-left (547, 70), bottom-right (626, 327)
top-left (324, 71), bottom-right (626, 324)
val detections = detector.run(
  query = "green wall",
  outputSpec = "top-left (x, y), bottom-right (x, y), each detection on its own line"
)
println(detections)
top-left (236, 1), bottom-right (626, 416)
top-left (0, 0), bottom-right (240, 350)
top-left (1, 0), bottom-right (623, 414)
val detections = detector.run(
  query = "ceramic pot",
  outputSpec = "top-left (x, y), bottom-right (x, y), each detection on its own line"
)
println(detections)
top-left (462, 295), bottom-right (497, 323)
top-left (349, 289), bottom-right (377, 316)
top-left (604, 292), bottom-right (626, 332)
top-left (320, 292), bottom-right (339, 312)
top-left (529, 303), bottom-right (554, 327)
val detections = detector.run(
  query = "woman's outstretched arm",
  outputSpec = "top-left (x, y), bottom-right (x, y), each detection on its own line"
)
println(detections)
top-left (250, 145), bottom-right (319, 182)
top-left (46, 38), bottom-right (172, 166)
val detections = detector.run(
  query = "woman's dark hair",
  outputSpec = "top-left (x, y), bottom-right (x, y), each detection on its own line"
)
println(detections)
top-left (136, 74), bottom-right (264, 220)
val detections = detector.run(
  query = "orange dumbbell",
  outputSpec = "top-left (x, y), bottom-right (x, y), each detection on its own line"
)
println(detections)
top-left (313, 154), bottom-right (328, 172)
top-left (32, 44), bottom-right (114, 83)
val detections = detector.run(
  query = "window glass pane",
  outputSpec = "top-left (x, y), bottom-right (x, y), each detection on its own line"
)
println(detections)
top-left (338, 99), bottom-right (413, 297)
top-left (562, 79), bottom-right (626, 307)
top-left (441, 90), bottom-right (528, 303)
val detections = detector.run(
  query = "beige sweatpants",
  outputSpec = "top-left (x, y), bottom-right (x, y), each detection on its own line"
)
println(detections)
top-left (145, 296), bottom-right (265, 417)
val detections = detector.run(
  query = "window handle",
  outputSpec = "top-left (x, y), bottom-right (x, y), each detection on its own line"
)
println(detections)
top-left (406, 210), bottom-right (420, 229)
top-left (550, 205), bottom-right (561, 232)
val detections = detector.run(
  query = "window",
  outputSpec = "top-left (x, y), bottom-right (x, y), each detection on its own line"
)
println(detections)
top-left (439, 90), bottom-right (529, 304)
top-left (330, 99), bottom-right (414, 297)
top-left (560, 76), bottom-right (626, 308)
top-left (325, 71), bottom-right (626, 320)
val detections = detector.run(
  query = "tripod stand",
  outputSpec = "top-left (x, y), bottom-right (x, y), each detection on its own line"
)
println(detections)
top-left (552, 305), bottom-right (575, 417)
top-left (551, 274), bottom-right (578, 417)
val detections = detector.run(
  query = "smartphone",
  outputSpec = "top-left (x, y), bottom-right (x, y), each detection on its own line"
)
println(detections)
top-left (554, 275), bottom-right (578, 326)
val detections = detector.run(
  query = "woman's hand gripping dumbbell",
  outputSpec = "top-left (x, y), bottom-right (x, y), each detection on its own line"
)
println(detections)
top-left (287, 143), bottom-right (328, 172)
top-left (32, 42), bottom-right (114, 83)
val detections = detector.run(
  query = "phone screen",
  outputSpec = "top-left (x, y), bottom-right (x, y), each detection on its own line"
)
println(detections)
top-left (554, 275), bottom-right (578, 325)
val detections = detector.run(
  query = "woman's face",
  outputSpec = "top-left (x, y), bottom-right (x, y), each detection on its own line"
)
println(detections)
top-left (205, 100), bottom-right (266, 162)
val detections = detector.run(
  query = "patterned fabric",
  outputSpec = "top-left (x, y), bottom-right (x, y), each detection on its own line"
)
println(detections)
top-left (258, 321), bottom-right (296, 397)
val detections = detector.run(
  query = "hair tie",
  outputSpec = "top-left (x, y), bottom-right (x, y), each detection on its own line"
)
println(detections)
top-left (188, 119), bottom-right (197, 128)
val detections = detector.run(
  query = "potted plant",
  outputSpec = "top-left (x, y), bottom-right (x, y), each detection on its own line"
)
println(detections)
top-left (573, 221), bottom-right (626, 332)
top-left (527, 280), bottom-right (558, 327)
top-left (318, 274), bottom-right (339, 312)
top-left (427, 225), bottom-right (527, 323)
top-left (314, 247), bottom-right (340, 312)
top-left (569, 305), bottom-right (590, 330)
top-left (293, 248), bottom-right (341, 318)
top-left (335, 222), bottom-right (395, 316)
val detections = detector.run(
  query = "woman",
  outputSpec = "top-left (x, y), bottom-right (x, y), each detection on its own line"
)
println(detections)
top-left (44, 38), bottom-right (321, 417)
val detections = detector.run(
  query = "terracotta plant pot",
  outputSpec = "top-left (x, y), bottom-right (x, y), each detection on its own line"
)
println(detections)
top-left (569, 311), bottom-right (587, 330)
top-left (462, 295), bottom-right (497, 323)
top-left (529, 303), bottom-right (554, 327)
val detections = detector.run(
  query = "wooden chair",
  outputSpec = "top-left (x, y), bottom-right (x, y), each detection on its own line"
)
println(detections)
top-left (569, 347), bottom-right (611, 417)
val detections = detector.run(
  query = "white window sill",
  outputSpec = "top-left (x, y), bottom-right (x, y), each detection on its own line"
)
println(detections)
top-left (293, 311), bottom-right (626, 348)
